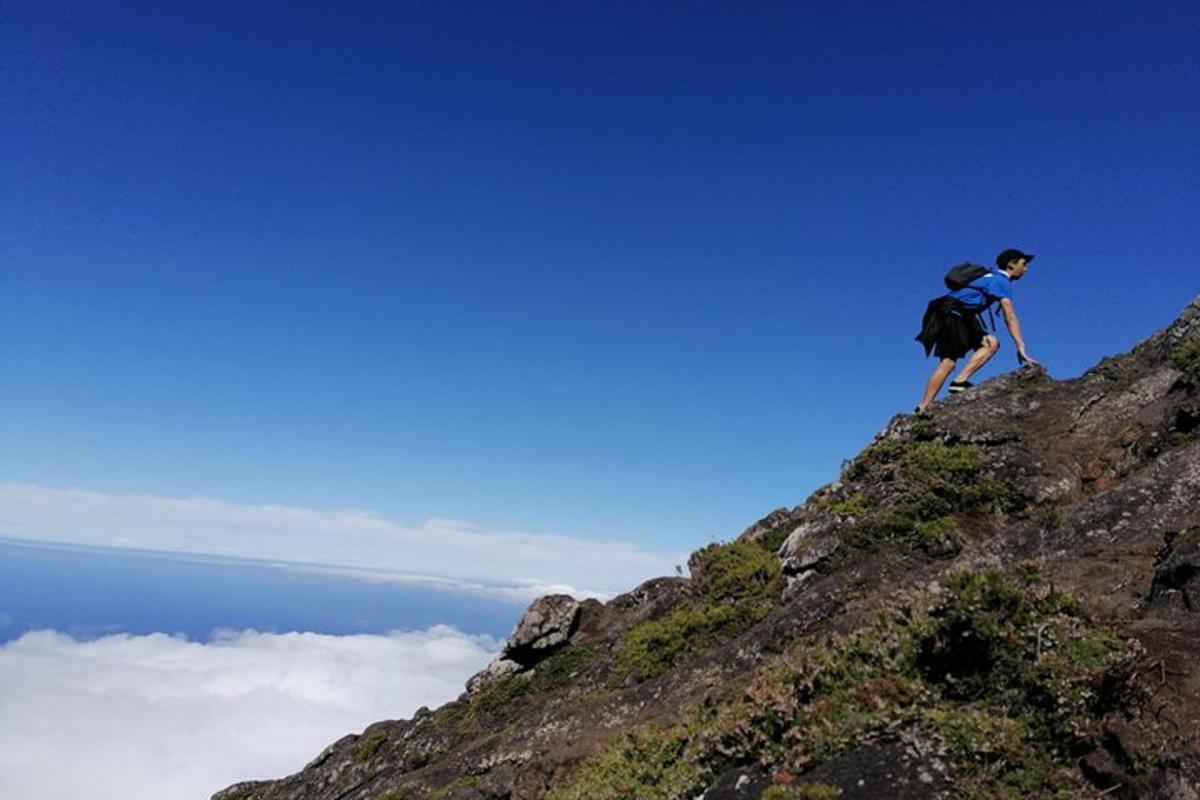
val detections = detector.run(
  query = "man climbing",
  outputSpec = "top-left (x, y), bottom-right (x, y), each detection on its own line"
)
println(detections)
top-left (915, 248), bottom-right (1040, 413)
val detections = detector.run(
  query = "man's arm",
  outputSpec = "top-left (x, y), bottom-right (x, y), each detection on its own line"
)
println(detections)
top-left (999, 298), bottom-right (1039, 366)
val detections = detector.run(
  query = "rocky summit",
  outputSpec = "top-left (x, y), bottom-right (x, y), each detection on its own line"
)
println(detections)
top-left (216, 297), bottom-right (1200, 800)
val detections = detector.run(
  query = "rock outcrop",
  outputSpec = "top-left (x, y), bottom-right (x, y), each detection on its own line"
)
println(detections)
top-left (466, 595), bottom-right (581, 693)
top-left (216, 296), bottom-right (1200, 800)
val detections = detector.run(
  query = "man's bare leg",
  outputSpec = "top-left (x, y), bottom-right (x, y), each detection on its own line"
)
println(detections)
top-left (953, 336), bottom-right (1000, 384)
top-left (919, 358), bottom-right (957, 411)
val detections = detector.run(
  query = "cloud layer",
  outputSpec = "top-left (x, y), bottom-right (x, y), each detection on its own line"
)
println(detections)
top-left (0, 483), bottom-right (686, 597)
top-left (0, 626), bottom-right (498, 800)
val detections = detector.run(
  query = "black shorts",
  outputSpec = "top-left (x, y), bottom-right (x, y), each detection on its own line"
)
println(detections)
top-left (915, 297), bottom-right (988, 361)
top-left (933, 311), bottom-right (986, 360)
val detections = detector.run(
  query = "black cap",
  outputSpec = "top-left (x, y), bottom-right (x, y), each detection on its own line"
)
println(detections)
top-left (996, 248), bottom-right (1035, 269)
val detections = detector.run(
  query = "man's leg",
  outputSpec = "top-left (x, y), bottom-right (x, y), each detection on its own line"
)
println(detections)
top-left (953, 335), bottom-right (1000, 384)
top-left (919, 358), bottom-right (957, 410)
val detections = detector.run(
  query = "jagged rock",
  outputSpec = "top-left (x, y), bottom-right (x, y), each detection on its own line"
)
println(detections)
top-left (737, 506), bottom-right (801, 544)
top-left (699, 765), bottom-right (771, 798)
top-left (466, 594), bottom-right (581, 692)
top-left (778, 514), bottom-right (840, 574)
top-left (502, 594), bottom-right (580, 664)
top-left (794, 737), bottom-right (953, 799)
top-left (465, 656), bottom-right (522, 694)
top-left (1151, 528), bottom-right (1200, 612)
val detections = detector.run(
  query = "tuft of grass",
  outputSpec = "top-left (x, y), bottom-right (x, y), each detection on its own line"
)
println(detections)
top-left (1037, 506), bottom-right (1068, 531)
top-left (612, 541), bottom-right (782, 684)
top-left (758, 523), bottom-right (796, 555)
top-left (428, 776), bottom-right (478, 800)
top-left (820, 493), bottom-right (873, 519)
top-left (836, 440), bottom-right (1025, 556)
top-left (1172, 334), bottom-right (1200, 372)
top-left (355, 731), bottom-right (387, 763)
top-left (470, 645), bottom-right (602, 718)
top-left (543, 722), bottom-right (708, 800)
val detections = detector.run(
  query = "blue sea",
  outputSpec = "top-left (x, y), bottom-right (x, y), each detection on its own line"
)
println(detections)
top-left (0, 538), bottom-right (523, 643)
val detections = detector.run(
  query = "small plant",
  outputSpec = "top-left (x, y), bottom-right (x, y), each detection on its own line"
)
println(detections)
top-left (821, 493), bottom-right (873, 519)
top-left (429, 776), bottom-right (478, 800)
top-left (613, 541), bottom-right (782, 683)
top-left (470, 645), bottom-right (602, 717)
top-left (543, 723), bottom-right (708, 800)
top-left (355, 731), bottom-right (387, 762)
top-left (1172, 334), bottom-right (1200, 372)
top-left (1037, 506), bottom-right (1068, 531)
top-left (835, 440), bottom-right (1025, 556)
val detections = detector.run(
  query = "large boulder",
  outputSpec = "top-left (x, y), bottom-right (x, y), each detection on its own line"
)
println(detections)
top-left (502, 594), bottom-right (580, 664)
top-left (466, 594), bottom-right (581, 693)
top-left (777, 513), bottom-right (841, 590)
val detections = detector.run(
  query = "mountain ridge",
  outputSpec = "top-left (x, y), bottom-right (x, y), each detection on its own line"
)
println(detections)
top-left (216, 296), bottom-right (1200, 800)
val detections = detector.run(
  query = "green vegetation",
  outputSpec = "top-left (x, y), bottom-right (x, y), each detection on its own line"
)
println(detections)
top-left (611, 541), bottom-right (782, 683)
top-left (1037, 506), bottom-right (1068, 531)
top-left (821, 493), bottom-right (873, 519)
top-left (469, 645), bottom-right (602, 720)
top-left (1172, 334), bottom-right (1200, 372)
top-left (834, 440), bottom-right (1025, 555)
top-left (551, 569), bottom-right (1146, 800)
top-left (544, 722), bottom-right (707, 800)
top-left (428, 776), bottom-right (477, 800)
top-left (758, 523), bottom-right (796, 555)
top-left (355, 731), bottom-right (387, 762)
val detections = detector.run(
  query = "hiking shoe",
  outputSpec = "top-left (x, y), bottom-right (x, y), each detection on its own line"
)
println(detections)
top-left (948, 380), bottom-right (973, 394)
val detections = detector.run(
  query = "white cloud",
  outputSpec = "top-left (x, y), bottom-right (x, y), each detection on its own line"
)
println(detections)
top-left (0, 626), bottom-right (498, 800)
top-left (0, 483), bottom-right (687, 597)
top-left (274, 562), bottom-right (613, 603)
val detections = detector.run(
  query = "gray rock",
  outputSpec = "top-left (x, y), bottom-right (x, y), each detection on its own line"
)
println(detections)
top-left (502, 594), bottom-right (580, 662)
top-left (466, 594), bottom-right (581, 692)
top-left (465, 656), bottom-right (521, 694)
top-left (1151, 528), bottom-right (1200, 611)
top-left (778, 516), bottom-right (840, 574)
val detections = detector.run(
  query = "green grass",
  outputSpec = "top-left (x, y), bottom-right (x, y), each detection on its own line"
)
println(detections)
top-left (834, 440), bottom-right (1025, 556)
top-left (543, 722), bottom-right (708, 800)
top-left (428, 776), bottom-right (478, 800)
top-left (611, 541), bottom-right (782, 683)
top-left (470, 645), bottom-right (602, 718)
top-left (1172, 334), bottom-right (1200, 372)
top-left (355, 731), bottom-right (387, 762)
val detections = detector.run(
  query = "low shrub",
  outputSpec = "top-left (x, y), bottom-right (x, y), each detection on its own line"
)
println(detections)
top-left (355, 731), bottom-right (387, 763)
top-left (472, 645), bottom-right (601, 717)
top-left (835, 440), bottom-right (1025, 555)
top-left (613, 541), bottom-right (782, 684)
top-left (543, 722), bottom-right (707, 800)
top-left (1172, 334), bottom-right (1200, 372)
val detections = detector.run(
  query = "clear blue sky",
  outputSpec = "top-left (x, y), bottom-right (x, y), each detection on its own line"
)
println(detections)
top-left (3, 0), bottom-right (1198, 553)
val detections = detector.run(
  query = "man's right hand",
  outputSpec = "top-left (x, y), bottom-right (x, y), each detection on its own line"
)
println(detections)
top-left (1018, 352), bottom-right (1041, 367)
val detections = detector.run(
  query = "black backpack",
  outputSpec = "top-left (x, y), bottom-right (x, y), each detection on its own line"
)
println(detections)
top-left (944, 262), bottom-right (991, 291)
top-left (942, 262), bottom-right (1004, 331)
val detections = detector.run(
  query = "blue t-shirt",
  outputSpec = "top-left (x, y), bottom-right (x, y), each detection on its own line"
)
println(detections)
top-left (949, 270), bottom-right (1013, 312)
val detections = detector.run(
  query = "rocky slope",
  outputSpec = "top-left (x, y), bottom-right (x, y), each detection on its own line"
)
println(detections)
top-left (216, 297), bottom-right (1200, 800)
